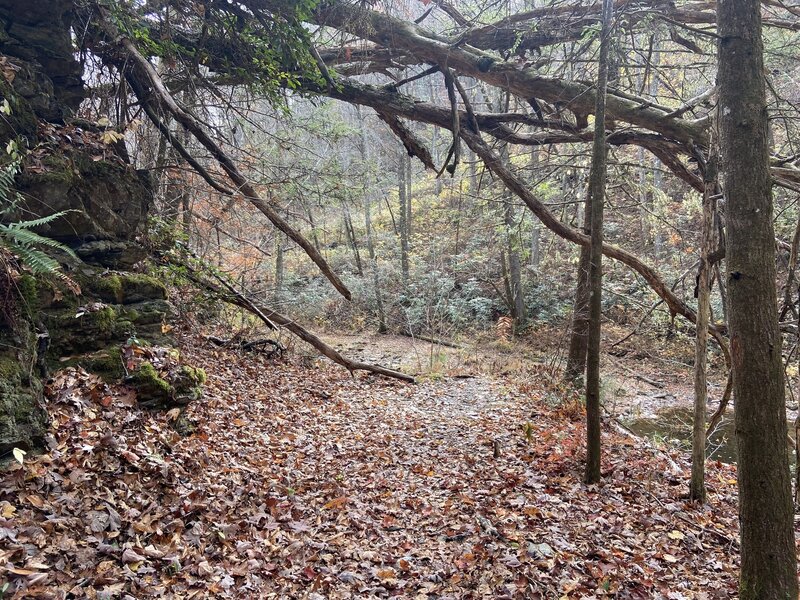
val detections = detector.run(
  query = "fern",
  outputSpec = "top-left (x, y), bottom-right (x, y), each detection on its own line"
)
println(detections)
top-left (0, 160), bottom-right (78, 281)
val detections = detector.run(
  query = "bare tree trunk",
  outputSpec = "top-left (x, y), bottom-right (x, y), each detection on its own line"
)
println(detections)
top-left (584, 0), bottom-right (613, 485)
top-left (306, 204), bottom-right (322, 254)
top-left (355, 105), bottom-right (386, 332)
top-left (565, 208), bottom-right (591, 384)
top-left (499, 145), bottom-right (526, 330)
top-left (405, 153), bottom-right (412, 239)
top-left (529, 148), bottom-right (541, 268)
top-left (468, 148), bottom-right (479, 196)
top-left (505, 204), bottom-right (526, 330)
top-left (690, 150), bottom-right (717, 503)
top-left (274, 234), bottom-right (284, 304)
top-left (364, 193), bottom-right (387, 333)
top-left (718, 0), bottom-right (798, 594)
top-left (398, 148), bottom-right (410, 288)
top-left (637, 146), bottom-right (651, 253)
top-left (342, 202), bottom-right (364, 276)
top-left (652, 162), bottom-right (664, 258)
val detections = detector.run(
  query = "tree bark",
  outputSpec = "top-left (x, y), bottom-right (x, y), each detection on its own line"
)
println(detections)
top-left (93, 8), bottom-right (352, 301)
top-left (312, 1), bottom-right (708, 146)
top-left (274, 233), bottom-right (284, 304)
top-left (565, 198), bottom-right (592, 384)
top-left (364, 193), bottom-right (387, 333)
top-left (584, 0), bottom-right (613, 485)
top-left (398, 148), bottom-right (411, 288)
top-left (718, 0), bottom-right (798, 595)
top-left (690, 151), bottom-right (716, 503)
top-left (405, 153), bottom-right (413, 238)
top-left (342, 201), bottom-right (364, 276)
top-left (500, 145), bottom-right (526, 331)
top-left (357, 107), bottom-right (387, 333)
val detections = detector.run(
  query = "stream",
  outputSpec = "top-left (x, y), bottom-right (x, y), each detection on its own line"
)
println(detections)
top-left (626, 407), bottom-right (738, 463)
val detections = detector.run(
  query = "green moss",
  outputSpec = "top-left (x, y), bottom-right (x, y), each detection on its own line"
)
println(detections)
top-left (0, 355), bottom-right (21, 381)
top-left (170, 365), bottom-right (205, 405)
top-left (57, 346), bottom-right (125, 381)
top-left (15, 274), bottom-right (39, 313)
top-left (180, 365), bottom-right (206, 385)
top-left (129, 361), bottom-right (173, 407)
top-left (173, 412), bottom-right (196, 437)
top-left (0, 328), bottom-right (46, 453)
top-left (88, 274), bottom-right (123, 303)
top-left (94, 306), bottom-right (119, 335)
top-left (118, 273), bottom-right (167, 303)
top-left (79, 272), bottom-right (167, 305)
top-left (43, 304), bottom-right (135, 356)
top-left (0, 79), bottom-right (38, 143)
top-left (35, 154), bottom-right (76, 185)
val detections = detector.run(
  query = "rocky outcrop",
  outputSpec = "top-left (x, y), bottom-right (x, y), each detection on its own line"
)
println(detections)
top-left (30, 269), bottom-right (171, 365)
top-left (128, 363), bottom-right (206, 409)
top-left (0, 0), bottom-right (83, 120)
top-left (0, 315), bottom-right (47, 456)
top-left (12, 150), bottom-right (152, 246)
top-left (0, 39), bottom-right (201, 452)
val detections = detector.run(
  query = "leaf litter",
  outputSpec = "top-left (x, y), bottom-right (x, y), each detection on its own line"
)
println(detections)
top-left (0, 332), bottom-right (779, 599)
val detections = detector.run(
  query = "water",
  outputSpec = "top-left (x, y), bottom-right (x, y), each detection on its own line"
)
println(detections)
top-left (626, 407), bottom-right (796, 465)
top-left (626, 407), bottom-right (738, 463)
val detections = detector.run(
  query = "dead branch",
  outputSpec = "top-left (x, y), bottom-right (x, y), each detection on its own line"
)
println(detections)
top-left (170, 255), bottom-right (415, 383)
top-left (92, 6), bottom-right (352, 301)
top-left (375, 111), bottom-right (436, 169)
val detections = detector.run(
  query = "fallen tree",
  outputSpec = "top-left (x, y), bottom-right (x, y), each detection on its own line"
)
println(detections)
top-left (166, 251), bottom-right (415, 383)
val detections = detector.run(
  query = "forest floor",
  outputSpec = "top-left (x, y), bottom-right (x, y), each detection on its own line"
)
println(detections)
top-left (1, 324), bottom-right (791, 599)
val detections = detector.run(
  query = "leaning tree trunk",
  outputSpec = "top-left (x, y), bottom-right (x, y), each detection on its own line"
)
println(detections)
top-left (584, 0), bottom-right (613, 485)
top-left (718, 0), bottom-right (799, 596)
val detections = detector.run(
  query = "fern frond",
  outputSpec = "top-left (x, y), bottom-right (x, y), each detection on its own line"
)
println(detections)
top-left (1, 242), bottom-right (60, 275)
top-left (5, 209), bottom-right (77, 231)
top-left (0, 158), bottom-right (79, 274)
top-left (0, 222), bottom-right (79, 261)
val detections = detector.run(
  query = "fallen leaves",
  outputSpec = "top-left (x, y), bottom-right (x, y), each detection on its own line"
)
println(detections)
top-left (0, 332), bottom-right (779, 598)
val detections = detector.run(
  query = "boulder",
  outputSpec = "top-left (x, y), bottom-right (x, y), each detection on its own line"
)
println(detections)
top-left (127, 362), bottom-right (206, 409)
top-left (11, 151), bottom-right (152, 245)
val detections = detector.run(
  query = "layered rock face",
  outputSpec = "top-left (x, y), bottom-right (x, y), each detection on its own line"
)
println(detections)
top-left (0, 0), bottom-right (83, 119)
top-left (0, 8), bottom-right (197, 453)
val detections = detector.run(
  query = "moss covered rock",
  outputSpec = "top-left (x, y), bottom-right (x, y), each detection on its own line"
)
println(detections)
top-left (128, 362), bottom-right (205, 409)
top-left (79, 272), bottom-right (167, 305)
top-left (0, 322), bottom-right (47, 454)
top-left (172, 365), bottom-right (206, 405)
top-left (0, 74), bottom-right (38, 145)
top-left (0, 2), bottom-right (83, 117)
top-left (8, 150), bottom-right (152, 246)
top-left (55, 346), bottom-right (125, 381)
top-left (127, 362), bottom-right (172, 408)
top-left (43, 304), bottom-right (135, 357)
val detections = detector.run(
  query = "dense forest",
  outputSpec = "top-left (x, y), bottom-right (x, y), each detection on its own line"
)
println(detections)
top-left (2, 0), bottom-right (800, 597)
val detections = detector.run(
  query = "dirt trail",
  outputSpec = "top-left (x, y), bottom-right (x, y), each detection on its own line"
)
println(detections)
top-left (1, 333), bottom-right (749, 598)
